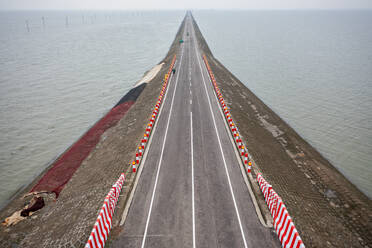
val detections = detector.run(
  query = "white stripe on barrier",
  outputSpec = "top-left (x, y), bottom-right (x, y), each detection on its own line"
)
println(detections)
top-left (85, 55), bottom-right (178, 248)
top-left (133, 55), bottom-right (177, 172)
top-left (257, 173), bottom-right (305, 248)
top-left (203, 55), bottom-right (253, 169)
top-left (85, 173), bottom-right (125, 248)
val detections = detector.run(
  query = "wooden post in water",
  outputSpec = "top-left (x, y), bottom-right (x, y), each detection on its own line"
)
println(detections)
top-left (42, 16), bottom-right (45, 29)
top-left (65, 16), bottom-right (69, 27)
top-left (82, 15), bottom-right (85, 24)
top-left (25, 20), bottom-right (30, 32)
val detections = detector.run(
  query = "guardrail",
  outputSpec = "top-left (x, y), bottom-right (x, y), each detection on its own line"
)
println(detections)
top-left (132, 54), bottom-right (177, 172)
top-left (258, 174), bottom-right (305, 248)
top-left (202, 54), bottom-right (305, 248)
top-left (85, 173), bottom-right (125, 248)
top-left (202, 55), bottom-right (252, 173)
top-left (85, 54), bottom-right (177, 248)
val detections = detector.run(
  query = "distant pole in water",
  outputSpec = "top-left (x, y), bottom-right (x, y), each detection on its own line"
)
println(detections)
top-left (82, 15), bottom-right (85, 24)
top-left (25, 20), bottom-right (30, 32)
top-left (65, 16), bottom-right (69, 27)
top-left (42, 16), bottom-right (45, 29)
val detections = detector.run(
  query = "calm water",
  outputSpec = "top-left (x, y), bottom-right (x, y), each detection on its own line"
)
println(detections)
top-left (0, 10), bottom-right (184, 208)
top-left (193, 10), bottom-right (372, 198)
top-left (0, 10), bottom-right (371, 210)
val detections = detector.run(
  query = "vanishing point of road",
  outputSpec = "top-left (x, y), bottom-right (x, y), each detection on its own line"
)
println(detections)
top-left (112, 13), bottom-right (280, 248)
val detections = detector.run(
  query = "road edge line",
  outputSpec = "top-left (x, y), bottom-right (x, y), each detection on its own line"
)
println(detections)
top-left (210, 80), bottom-right (272, 228)
top-left (192, 27), bottom-right (249, 248)
top-left (190, 15), bottom-right (271, 229)
top-left (119, 68), bottom-right (176, 227)
top-left (201, 56), bottom-right (273, 228)
top-left (190, 111), bottom-right (196, 248)
top-left (140, 39), bottom-right (185, 248)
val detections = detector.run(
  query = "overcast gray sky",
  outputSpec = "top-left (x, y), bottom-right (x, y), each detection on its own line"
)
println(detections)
top-left (1, 0), bottom-right (371, 10)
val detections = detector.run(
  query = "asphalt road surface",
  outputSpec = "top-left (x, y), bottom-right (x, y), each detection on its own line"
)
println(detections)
top-left (113, 14), bottom-right (280, 248)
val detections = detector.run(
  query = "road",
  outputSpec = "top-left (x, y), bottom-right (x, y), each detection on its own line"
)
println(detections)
top-left (113, 13), bottom-right (280, 248)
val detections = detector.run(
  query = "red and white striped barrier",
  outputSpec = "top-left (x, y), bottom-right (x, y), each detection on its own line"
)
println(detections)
top-left (257, 174), bottom-right (305, 248)
top-left (85, 55), bottom-right (177, 248)
top-left (85, 173), bottom-right (125, 248)
top-left (203, 55), bottom-right (304, 247)
top-left (132, 55), bottom-right (177, 172)
top-left (202, 55), bottom-right (252, 174)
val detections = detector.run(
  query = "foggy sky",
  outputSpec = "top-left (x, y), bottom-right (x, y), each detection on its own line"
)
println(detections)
top-left (1, 0), bottom-right (371, 10)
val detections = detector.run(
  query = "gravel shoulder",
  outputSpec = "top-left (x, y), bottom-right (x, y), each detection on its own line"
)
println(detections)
top-left (191, 14), bottom-right (372, 248)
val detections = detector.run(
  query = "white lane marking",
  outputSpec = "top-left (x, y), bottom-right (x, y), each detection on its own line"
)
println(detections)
top-left (119, 62), bottom-right (177, 227)
top-left (190, 111), bottom-right (196, 248)
top-left (141, 40), bottom-right (185, 248)
top-left (212, 78), bottom-right (271, 228)
top-left (187, 18), bottom-right (268, 229)
top-left (191, 23), bottom-right (249, 248)
top-left (190, 99), bottom-right (192, 105)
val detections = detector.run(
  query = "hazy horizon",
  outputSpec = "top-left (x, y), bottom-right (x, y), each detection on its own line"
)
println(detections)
top-left (1, 0), bottom-right (371, 11)
top-left (1, 8), bottom-right (372, 11)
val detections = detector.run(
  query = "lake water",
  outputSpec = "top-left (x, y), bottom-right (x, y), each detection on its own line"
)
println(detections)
top-left (0, 10), bottom-right (371, 209)
top-left (0, 10), bottom-right (184, 208)
top-left (193, 10), bottom-right (372, 198)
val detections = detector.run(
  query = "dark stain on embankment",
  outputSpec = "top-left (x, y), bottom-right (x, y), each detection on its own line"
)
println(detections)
top-left (31, 83), bottom-right (147, 197)
top-left (115, 83), bottom-right (146, 107)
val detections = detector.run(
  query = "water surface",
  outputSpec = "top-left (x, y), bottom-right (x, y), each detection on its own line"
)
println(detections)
top-left (194, 10), bottom-right (372, 198)
top-left (0, 10), bottom-right (184, 208)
